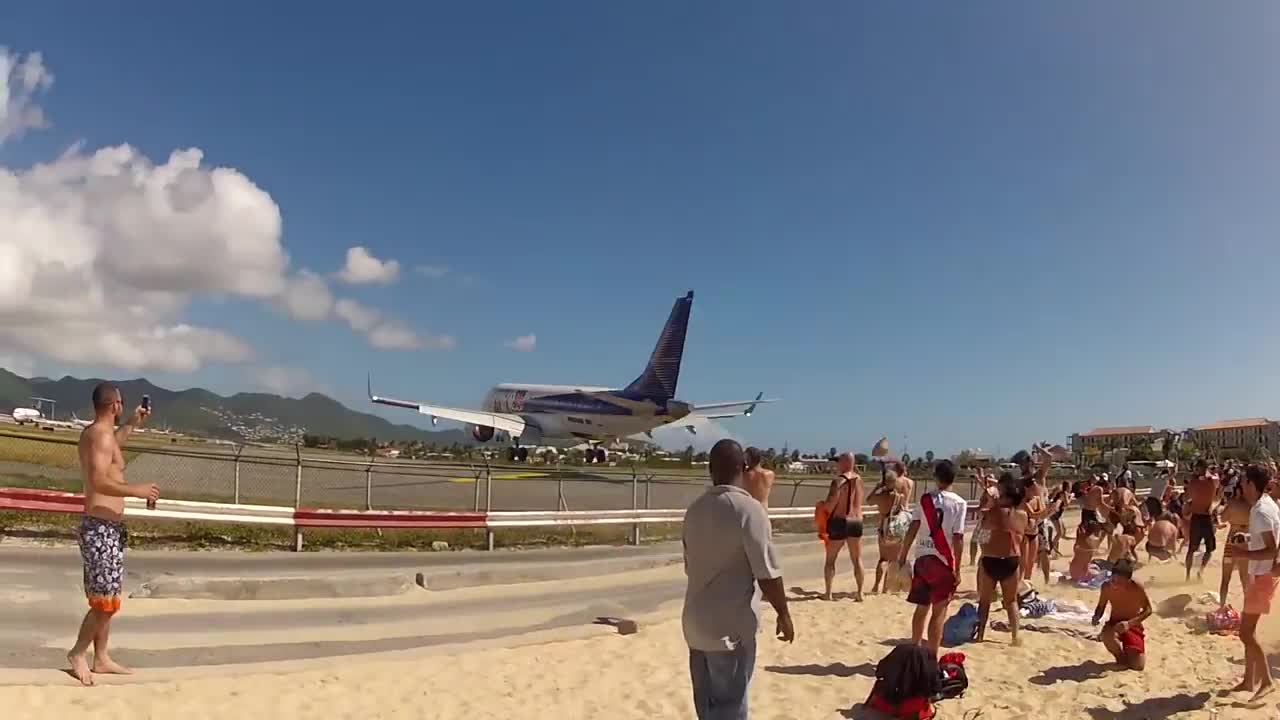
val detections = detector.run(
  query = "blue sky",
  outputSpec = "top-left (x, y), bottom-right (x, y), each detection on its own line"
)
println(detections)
top-left (2, 2), bottom-right (1279, 456)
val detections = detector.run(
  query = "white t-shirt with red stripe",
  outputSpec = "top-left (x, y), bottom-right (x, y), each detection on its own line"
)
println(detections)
top-left (912, 489), bottom-right (967, 565)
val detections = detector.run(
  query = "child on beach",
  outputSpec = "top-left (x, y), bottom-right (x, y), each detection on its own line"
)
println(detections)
top-left (1091, 558), bottom-right (1150, 671)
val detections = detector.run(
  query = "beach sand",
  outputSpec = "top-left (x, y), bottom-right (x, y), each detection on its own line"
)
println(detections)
top-left (4, 547), bottom-right (1279, 719)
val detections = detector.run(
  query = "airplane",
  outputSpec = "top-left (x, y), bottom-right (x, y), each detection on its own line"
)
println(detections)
top-left (369, 291), bottom-right (776, 463)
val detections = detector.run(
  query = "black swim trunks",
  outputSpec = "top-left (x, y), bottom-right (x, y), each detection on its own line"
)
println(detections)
top-left (1147, 543), bottom-right (1172, 561)
top-left (1189, 513), bottom-right (1217, 555)
top-left (827, 517), bottom-right (864, 541)
top-left (1080, 507), bottom-right (1100, 526)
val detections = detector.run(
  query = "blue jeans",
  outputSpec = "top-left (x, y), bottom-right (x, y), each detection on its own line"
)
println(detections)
top-left (689, 637), bottom-right (756, 720)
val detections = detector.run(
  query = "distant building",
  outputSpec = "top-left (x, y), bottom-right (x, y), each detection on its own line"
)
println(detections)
top-left (1189, 418), bottom-right (1280, 456)
top-left (1070, 426), bottom-right (1161, 460)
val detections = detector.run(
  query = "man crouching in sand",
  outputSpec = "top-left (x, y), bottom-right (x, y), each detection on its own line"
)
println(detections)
top-left (1091, 558), bottom-right (1151, 671)
top-left (68, 383), bottom-right (157, 685)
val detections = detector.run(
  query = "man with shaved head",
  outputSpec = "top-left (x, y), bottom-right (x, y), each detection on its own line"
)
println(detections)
top-left (821, 451), bottom-right (866, 601)
top-left (67, 382), bottom-right (156, 685)
top-left (682, 439), bottom-right (793, 719)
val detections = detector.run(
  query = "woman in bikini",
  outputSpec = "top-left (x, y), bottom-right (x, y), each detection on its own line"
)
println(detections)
top-left (975, 472), bottom-right (1028, 646)
top-left (1048, 480), bottom-right (1070, 558)
top-left (1219, 482), bottom-right (1252, 609)
top-left (1021, 478), bottom-right (1053, 583)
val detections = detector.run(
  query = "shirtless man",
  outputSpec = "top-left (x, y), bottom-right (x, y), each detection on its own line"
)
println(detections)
top-left (890, 460), bottom-right (915, 506)
top-left (867, 468), bottom-right (910, 594)
top-left (1080, 474), bottom-right (1106, 534)
top-left (1104, 524), bottom-right (1139, 569)
top-left (1092, 558), bottom-right (1151, 671)
top-left (1145, 511), bottom-right (1179, 564)
top-left (1184, 459), bottom-right (1222, 581)
top-left (67, 383), bottom-right (156, 686)
top-left (821, 452), bottom-right (865, 601)
top-left (742, 447), bottom-right (775, 508)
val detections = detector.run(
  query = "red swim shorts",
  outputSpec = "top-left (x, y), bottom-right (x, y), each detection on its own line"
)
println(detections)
top-left (908, 555), bottom-right (957, 606)
top-left (1105, 621), bottom-right (1145, 655)
top-left (1245, 574), bottom-right (1278, 615)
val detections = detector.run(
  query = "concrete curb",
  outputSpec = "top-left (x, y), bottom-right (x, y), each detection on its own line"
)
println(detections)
top-left (131, 574), bottom-right (418, 601)
top-left (415, 555), bottom-right (682, 591)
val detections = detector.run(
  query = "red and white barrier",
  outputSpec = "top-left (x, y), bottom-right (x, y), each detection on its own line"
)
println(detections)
top-left (1, 486), bottom-right (1002, 551)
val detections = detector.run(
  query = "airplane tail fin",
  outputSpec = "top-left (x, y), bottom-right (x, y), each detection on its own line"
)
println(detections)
top-left (620, 291), bottom-right (693, 403)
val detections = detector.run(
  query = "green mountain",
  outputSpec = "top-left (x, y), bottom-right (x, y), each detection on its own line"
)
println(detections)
top-left (0, 368), bottom-right (471, 445)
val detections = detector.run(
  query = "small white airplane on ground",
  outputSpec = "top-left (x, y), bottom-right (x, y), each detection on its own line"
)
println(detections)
top-left (370, 291), bottom-right (776, 463)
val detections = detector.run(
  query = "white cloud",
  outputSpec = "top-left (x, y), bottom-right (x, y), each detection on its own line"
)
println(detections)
top-left (333, 298), bottom-right (380, 332)
top-left (415, 264), bottom-right (449, 279)
top-left (0, 47), bottom-right (54, 144)
top-left (337, 246), bottom-right (400, 285)
top-left (334, 297), bottom-right (455, 351)
top-left (0, 141), bottom-right (286, 372)
top-left (250, 365), bottom-right (315, 398)
top-left (504, 334), bottom-right (537, 352)
top-left (278, 270), bottom-right (334, 322)
top-left (366, 322), bottom-right (456, 351)
top-left (0, 47), bottom-right (451, 373)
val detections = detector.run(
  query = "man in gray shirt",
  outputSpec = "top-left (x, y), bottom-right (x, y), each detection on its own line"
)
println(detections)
top-left (682, 439), bottom-right (794, 720)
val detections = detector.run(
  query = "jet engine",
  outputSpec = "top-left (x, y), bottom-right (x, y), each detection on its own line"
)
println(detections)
top-left (471, 424), bottom-right (495, 442)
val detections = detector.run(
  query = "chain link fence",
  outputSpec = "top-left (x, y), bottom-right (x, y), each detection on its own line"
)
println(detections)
top-left (0, 429), bottom-right (1025, 514)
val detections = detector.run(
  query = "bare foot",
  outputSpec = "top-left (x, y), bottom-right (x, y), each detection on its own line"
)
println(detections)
top-left (820, 593), bottom-right (833, 601)
top-left (92, 657), bottom-right (133, 675)
top-left (853, 591), bottom-right (864, 603)
top-left (1227, 680), bottom-right (1255, 694)
top-left (67, 652), bottom-right (93, 686)
top-left (1010, 636), bottom-right (1023, 648)
top-left (1249, 683), bottom-right (1276, 706)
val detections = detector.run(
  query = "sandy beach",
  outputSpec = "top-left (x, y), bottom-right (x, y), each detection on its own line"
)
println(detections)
top-left (4, 539), bottom-right (1280, 720)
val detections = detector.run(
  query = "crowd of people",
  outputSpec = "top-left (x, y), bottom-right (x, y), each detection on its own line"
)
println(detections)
top-left (681, 439), bottom-right (1280, 718)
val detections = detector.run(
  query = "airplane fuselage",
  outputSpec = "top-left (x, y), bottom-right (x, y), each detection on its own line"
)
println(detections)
top-left (478, 383), bottom-right (691, 444)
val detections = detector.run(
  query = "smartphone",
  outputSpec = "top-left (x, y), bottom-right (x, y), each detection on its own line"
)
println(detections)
top-left (141, 394), bottom-right (151, 411)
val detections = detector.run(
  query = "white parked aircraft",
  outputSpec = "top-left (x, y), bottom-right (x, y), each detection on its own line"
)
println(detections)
top-left (370, 291), bottom-right (775, 462)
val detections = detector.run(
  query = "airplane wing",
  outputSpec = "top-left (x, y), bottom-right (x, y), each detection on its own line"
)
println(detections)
top-left (690, 392), bottom-right (776, 420)
top-left (368, 380), bottom-right (527, 437)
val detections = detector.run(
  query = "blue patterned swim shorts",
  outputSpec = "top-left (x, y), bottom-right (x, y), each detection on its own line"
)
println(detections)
top-left (78, 515), bottom-right (127, 613)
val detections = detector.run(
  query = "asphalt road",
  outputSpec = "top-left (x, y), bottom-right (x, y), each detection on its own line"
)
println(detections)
top-left (0, 535), bottom-right (848, 673)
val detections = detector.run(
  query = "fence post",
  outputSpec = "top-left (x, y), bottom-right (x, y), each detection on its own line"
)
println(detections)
top-left (472, 462), bottom-right (483, 512)
top-left (233, 444), bottom-right (243, 505)
top-left (485, 459), bottom-right (495, 551)
top-left (293, 444), bottom-right (304, 552)
top-left (631, 464), bottom-right (640, 546)
top-left (365, 460), bottom-right (375, 510)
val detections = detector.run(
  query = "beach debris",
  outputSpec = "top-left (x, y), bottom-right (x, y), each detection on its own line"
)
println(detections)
top-left (594, 616), bottom-right (639, 635)
top-left (430, 540), bottom-right (450, 551)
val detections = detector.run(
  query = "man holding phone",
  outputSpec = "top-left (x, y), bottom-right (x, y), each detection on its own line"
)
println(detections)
top-left (67, 383), bottom-right (156, 686)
